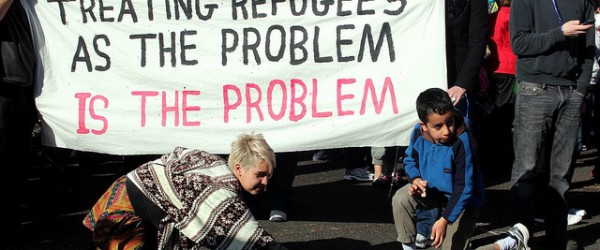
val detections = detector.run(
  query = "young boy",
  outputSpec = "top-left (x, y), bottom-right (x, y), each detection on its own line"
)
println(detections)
top-left (391, 88), bottom-right (529, 250)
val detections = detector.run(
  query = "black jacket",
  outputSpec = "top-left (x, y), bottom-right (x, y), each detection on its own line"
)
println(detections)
top-left (445, 0), bottom-right (489, 92)
top-left (0, 1), bottom-right (35, 87)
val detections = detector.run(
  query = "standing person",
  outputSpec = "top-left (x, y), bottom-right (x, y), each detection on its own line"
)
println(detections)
top-left (0, 0), bottom-right (37, 242)
top-left (83, 133), bottom-right (287, 249)
top-left (509, 0), bottom-right (595, 248)
top-left (487, 0), bottom-right (516, 110)
top-left (391, 88), bottom-right (487, 250)
top-left (445, 0), bottom-right (489, 126)
top-left (480, 0), bottom-right (517, 177)
top-left (588, 5), bottom-right (600, 183)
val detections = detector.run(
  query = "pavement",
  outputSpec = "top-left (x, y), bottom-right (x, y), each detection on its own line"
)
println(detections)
top-left (5, 145), bottom-right (600, 250)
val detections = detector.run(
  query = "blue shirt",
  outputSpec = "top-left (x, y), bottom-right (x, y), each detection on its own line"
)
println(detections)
top-left (403, 123), bottom-right (485, 223)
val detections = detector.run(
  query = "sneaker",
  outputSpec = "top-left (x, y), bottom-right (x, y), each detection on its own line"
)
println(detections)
top-left (372, 174), bottom-right (391, 188)
top-left (567, 214), bottom-right (583, 225)
top-left (269, 210), bottom-right (287, 222)
top-left (415, 233), bottom-right (432, 249)
top-left (312, 150), bottom-right (328, 161)
top-left (393, 172), bottom-right (408, 188)
top-left (507, 223), bottom-right (530, 250)
top-left (344, 167), bottom-right (374, 182)
top-left (568, 208), bottom-right (587, 217)
top-left (566, 240), bottom-right (580, 250)
top-left (535, 209), bottom-right (586, 226)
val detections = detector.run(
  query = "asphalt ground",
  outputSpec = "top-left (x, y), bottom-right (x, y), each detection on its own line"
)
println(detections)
top-left (5, 145), bottom-right (600, 250)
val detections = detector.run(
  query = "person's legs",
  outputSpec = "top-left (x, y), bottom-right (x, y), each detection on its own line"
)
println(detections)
top-left (372, 147), bottom-right (392, 187)
top-left (392, 184), bottom-right (445, 245)
top-left (511, 82), bottom-right (556, 237)
top-left (543, 87), bottom-right (582, 249)
top-left (392, 184), bottom-right (419, 244)
top-left (0, 85), bottom-right (35, 241)
top-left (415, 208), bottom-right (438, 247)
top-left (371, 147), bottom-right (385, 176)
top-left (589, 87), bottom-right (600, 180)
top-left (473, 223), bottom-right (530, 250)
top-left (441, 208), bottom-right (478, 250)
top-left (343, 147), bottom-right (372, 182)
top-left (268, 152), bottom-right (298, 222)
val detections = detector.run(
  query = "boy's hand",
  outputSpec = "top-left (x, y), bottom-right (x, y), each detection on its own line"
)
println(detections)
top-left (408, 178), bottom-right (428, 196)
top-left (430, 217), bottom-right (448, 249)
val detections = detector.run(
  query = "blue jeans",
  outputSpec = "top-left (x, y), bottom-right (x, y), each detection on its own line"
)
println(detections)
top-left (510, 81), bottom-right (582, 249)
top-left (416, 208), bottom-right (439, 237)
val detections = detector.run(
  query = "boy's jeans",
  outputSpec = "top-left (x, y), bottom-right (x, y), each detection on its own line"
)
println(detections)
top-left (392, 184), bottom-right (477, 250)
top-left (510, 81), bottom-right (582, 249)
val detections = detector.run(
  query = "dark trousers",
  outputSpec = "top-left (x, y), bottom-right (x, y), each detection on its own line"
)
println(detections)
top-left (0, 84), bottom-right (36, 231)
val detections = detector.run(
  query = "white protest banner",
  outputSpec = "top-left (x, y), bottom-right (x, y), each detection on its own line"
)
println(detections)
top-left (22, 0), bottom-right (447, 155)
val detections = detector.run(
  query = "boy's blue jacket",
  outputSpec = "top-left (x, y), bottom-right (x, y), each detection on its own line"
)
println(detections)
top-left (403, 123), bottom-right (485, 223)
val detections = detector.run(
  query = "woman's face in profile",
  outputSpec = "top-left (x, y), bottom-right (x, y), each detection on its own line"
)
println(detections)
top-left (235, 160), bottom-right (270, 195)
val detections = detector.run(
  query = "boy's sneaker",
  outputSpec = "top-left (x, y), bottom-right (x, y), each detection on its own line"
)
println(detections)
top-left (372, 174), bottom-right (391, 188)
top-left (507, 223), bottom-right (530, 250)
top-left (344, 167), bottom-right (374, 182)
top-left (415, 233), bottom-right (432, 249)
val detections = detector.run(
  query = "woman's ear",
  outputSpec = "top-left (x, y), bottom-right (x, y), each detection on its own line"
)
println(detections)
top-left (234, 163), bottom-right (243, 177)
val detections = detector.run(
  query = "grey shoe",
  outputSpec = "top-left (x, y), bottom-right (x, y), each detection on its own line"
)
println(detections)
top-left (507, 223), bottom-right (530, 250)
top-left (415, 233), bottom-right (432, 249)
top-left (269, 210), bottom-right (288, 222)
top-left (343, 167), bottom-right (374, 182)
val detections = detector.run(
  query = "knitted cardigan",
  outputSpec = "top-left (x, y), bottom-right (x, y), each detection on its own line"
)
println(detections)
top-left (127, 147), bottom-right (274, 249)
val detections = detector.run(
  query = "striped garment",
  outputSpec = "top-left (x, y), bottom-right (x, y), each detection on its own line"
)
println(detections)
top-left (84, 147), bottom-right (274, 249)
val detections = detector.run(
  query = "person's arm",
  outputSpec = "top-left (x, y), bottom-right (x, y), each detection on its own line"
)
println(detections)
top-left (575, 7), bottom-right (596, 95)
top-left (453, 0), bottom-right (488, 92)
top-left (441, 136), bottom-right (476, 223)
top-left (403, 125), bottom-right (422, 182)
top-left (509, 0), bottom-right (566, 56)
top-left (0, 0), bottom-right (14, 21)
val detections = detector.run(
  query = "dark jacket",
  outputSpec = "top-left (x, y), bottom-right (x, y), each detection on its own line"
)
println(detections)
top-left (509, 0), bottom-right (595, 95)
top-left (0, 1), bottom-right (35, 87)
top-left (446, 0), bottom-right (489, 91)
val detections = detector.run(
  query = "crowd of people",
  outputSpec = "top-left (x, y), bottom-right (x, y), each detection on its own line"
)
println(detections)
top-left (2, 0), bottom-right (600, 249)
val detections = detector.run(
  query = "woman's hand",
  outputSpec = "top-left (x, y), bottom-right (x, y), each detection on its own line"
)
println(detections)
top-left (447, 86), bottom-right (466, 106)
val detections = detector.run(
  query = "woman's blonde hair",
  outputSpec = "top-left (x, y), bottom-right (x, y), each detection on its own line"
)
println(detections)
top-left (228, 132), bottom-right (276, 174)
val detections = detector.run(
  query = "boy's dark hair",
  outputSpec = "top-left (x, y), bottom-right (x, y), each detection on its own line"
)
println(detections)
top-left (416, 88), bottom-right (454, 123)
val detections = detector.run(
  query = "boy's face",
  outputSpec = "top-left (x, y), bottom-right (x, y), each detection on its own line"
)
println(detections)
top-left (421, 111), bottom-right (455, 144)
